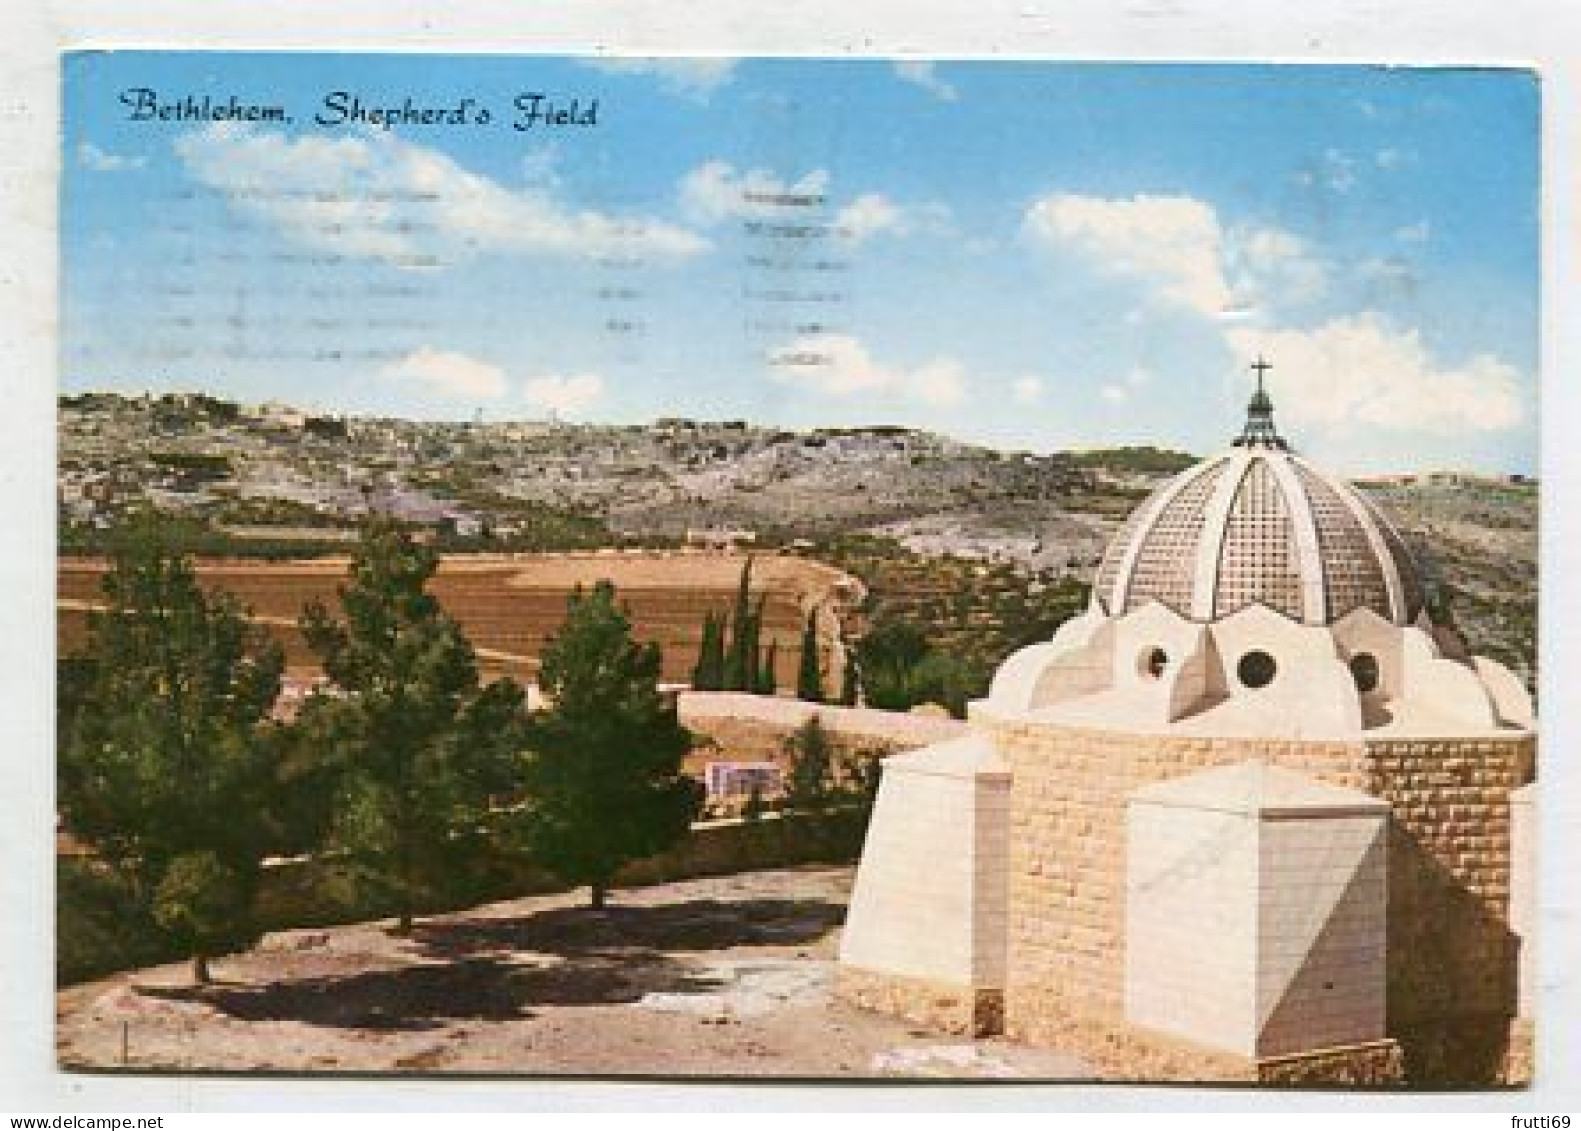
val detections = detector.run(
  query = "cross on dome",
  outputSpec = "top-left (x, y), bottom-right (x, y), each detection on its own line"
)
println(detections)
top-left (1233, 355), bottom-right (1288, 451)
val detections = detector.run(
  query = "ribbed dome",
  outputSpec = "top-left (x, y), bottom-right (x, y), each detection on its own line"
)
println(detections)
top-left (1093, 374), bottom-right (1426, 627)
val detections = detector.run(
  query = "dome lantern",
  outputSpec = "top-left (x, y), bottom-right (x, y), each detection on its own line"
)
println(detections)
top-left (1232, 355), bottom-right (1289, 451)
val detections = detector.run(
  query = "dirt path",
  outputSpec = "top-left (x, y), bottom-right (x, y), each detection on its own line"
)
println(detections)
top-left (56, 866), bottom-right (1091, 1080)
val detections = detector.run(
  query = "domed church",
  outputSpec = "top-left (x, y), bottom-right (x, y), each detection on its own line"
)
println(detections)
top-left (837, 362), bottom-right (1537, 1085)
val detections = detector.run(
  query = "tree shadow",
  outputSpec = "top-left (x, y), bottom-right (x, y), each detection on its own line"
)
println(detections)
top-left (139, 950), bottom-right (725, 1031)
top-left (408, 896), bottom-right (846, 962)
top-left (133, 895), bottom-right (844, 1033)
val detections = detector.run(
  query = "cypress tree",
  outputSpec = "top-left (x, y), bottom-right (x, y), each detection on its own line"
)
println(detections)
top-left (691, 610), bottom-right (723, 690)
top-left (709, 612), bottom-right (729, 689)
top-left (796, 610), bottom-right (824, 703)
top-left (742, 595), bottom-right (766, 692)
top-left (724, 559), bottom-right (754, 690)
top-left (839, 652), bottom-right (860, 707)
top-left (758, 639), bottom-right (779, 695)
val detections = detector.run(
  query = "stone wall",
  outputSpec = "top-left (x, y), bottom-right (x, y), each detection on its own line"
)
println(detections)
top-left (1362, 735), bottom-right (1533, 1085)
top-left (978, 705), bottom-right (1532, 1086)
top-left (981, 711), bottom-right (1369, 1050)
top-left (838, 738), bottom-right (1008, 989)
top-left (1510, 784), bottom-right (1537, 1022)
top-left (835, 966), bottom-right (1004, 1039)
top-left (60, 809), bottom-right (869, 987)
top-left (681, 692), bottom-right (967, 770)
top-left (256, 809), bottom-right (870, 934)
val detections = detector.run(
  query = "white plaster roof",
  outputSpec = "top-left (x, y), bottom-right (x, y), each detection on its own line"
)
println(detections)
top-left (1129, 760), bottom-right (1388, 817)
top-left (883, 732), bottom-right (1009, 779)
top-left (1093, 447), bottom-right (1425, 628)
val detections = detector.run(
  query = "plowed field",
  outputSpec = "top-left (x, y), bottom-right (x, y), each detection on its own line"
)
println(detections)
top-left (59, 552), bottom-right (856, 685)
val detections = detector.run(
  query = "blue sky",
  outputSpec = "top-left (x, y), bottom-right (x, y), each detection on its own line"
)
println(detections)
top-left (62, 53), bottom-right (1538, 473)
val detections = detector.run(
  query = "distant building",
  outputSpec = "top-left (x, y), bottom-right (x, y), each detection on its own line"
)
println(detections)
top-left (685, 526), bottom-right (759, 551)
top-left (704, 761), bottom-right (781, 801)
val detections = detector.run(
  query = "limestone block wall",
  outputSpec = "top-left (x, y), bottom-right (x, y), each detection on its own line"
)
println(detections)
top-left (1126, 768), bottom-right (1388, 1060)
top-left (1256, 814), bottom-right (1388, 1056)
top-left (983, 706), bottom-right (1531, 1084)
top-left (839, 738), bottom-right (1009, 989)
top-left (982, 710), bottom-right (1370, 1048)
top-left (1362, 735), bottom-right (1533, 1083)
top-left (680, 692), bottom-right (966, 770)
top-left (1509, 783), bottom-right (1536, 1020)
top-left (1125, 803), bottom-right (1259, 1053)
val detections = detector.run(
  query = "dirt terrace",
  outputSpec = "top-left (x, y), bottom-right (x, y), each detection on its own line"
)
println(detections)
top-left (59, 550), bottom-right (858, 684)
top-left (56, 865), bottom-right (1091, 1080)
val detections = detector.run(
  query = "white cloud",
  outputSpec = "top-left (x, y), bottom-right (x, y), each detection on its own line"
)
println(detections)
top-left (1226, 314), bottom-right (1524, 434)
top-left (1024, 191), bottom-right (1520, 437)
top-left (381, 347), bottom-right (507, 401)
top-left (680, 161), bottom-right (830, 224)
top-left (1232, 226), bottom-right (1328, 306)
top-left (174, 122), bottom-right (707, 268)
top-left (681, 161), bottom-right (947, 244)
top-left (78, 142), bottom-right (145, 172)
top-left (893, 61), bottom-right (958, 101)
top-left (1293, 148), bottom-right (1359, 194)
top-left (1394, 220), bottom-right (1431, 243)
top-left (580, 57), bottom-right (737, 100)
top-left (837, 193), bottom-right (950, 244)
top-left (1024, 193), bottom-right (1231, 314)
top-left (1098, 366), bottom-right (1152, 406)
top-left (1023, 192), bottom-right (1326, 316)
top-left (523, 373), bottom-right (604, 417)
top-left (837, 193), bottom-right (904, 241)
top-left (768, 333), bottom-right (966, 406)
top-left (519, 143), bottom-right (562, 188)
top-left (1011, 376), bottom-right (1044, 404)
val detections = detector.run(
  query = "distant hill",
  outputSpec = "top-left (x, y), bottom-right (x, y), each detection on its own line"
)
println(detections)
top-left (1064, 445), bottom-right (1199, 477)
top-left (56, 393), bottom-right (1535, 687)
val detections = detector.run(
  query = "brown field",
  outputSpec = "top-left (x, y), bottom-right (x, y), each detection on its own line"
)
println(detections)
top-left (58, 551), bottom-right (857, 685)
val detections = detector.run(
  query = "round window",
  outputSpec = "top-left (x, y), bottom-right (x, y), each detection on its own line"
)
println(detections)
top-left (1137, 646), bottom-right (1168, 680)
top-left (1237, 650), bottom-right (1277, 689)
top-left (1350, 652), bottom-right (1380, 694)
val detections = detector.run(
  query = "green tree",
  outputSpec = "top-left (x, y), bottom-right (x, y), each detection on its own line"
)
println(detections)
top-left (908, 652), bottom-right (983, 719)
top-left (516, 581), bottom-right (703, 907)
top-left (724, 559), bottom-right (755, 690)
top-left (782, 715), bottom-right (837, 812)
top-left (838, 651), bottom-right (860, 707)
top-left (58, 516), bottom-right (285, 984)
top-left (757, 639), bottom-right (779, 695)
top-left (838, 748), bottom-right (884, 819)
top-left (691, 609), bottom-right (726, 690)
top-left (299, 518), bottom-right (526, 933)
top-left (855, 619), bottom-right (934, 711)
top-left (796, 611), bottom-right (825, 703)
top-left (741, 781), bottom-right (767, 822)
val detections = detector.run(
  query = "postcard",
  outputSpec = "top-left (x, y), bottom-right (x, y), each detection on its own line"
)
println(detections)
top-left (54, 51), bottom-right (1538, 1088)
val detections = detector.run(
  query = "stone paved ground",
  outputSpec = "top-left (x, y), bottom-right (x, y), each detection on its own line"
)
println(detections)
top-left (56, 865), bottom-right (1093, 1080)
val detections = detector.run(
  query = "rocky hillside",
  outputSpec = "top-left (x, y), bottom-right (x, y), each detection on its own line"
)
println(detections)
top-left (1362, 481), bottom-right (1538, 691)
top-left (58, 394), bottom-right (1536, 686)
